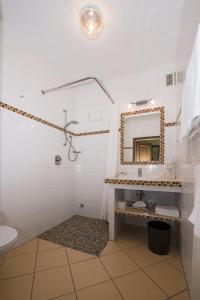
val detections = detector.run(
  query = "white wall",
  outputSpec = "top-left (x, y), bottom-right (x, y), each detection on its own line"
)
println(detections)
top-left (73, 62), bottom-right (181, 218)
top-left (110, 63), bottom-right (179, 177)
top-left (176, 134), bottom-right (194, 288)
top-left (74, 84), bottom-right (111, 218)
top-left (0, 21), bottom-right (76, 245)
top-left (174, 0), bottom-right (200, 294)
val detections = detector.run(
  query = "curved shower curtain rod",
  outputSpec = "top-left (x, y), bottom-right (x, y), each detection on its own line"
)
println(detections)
top-left (41, 76), bottom-right (115, 104)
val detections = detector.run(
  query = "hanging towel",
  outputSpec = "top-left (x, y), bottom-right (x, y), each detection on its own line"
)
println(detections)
top-left (189, 164), bottom-right (200, 237)
top-left (180, 24), bottom-right (200, 140)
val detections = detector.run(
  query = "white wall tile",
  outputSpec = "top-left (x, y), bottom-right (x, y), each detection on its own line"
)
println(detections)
top-left (0, 22), bottom-right (76, 246)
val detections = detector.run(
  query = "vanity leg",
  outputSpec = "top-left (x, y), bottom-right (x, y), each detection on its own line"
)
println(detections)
top-left (108, 187), bottom-right (115, 240)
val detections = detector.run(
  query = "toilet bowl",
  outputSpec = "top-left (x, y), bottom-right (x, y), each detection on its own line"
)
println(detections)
top-left (0, 225), bottom-right (18, 255)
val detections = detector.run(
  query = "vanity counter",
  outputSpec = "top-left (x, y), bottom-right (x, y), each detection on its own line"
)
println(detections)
top-left (106, 177), bottom-right (183, 240)
top-left (105, 177), bottom-right (182, 188)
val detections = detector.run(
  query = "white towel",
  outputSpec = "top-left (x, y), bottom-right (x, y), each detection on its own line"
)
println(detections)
top-left (132, 201), bottom-right (146, 208)
top-left (155, 205), bottom-right (180, 218)
top-left (189, 164), bottom-right (200, 237)
top-left (180, 24), bottom-right (200, 140)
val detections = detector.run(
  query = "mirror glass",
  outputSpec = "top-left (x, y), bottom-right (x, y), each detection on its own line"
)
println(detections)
top-left (122, 111), bottom-right (161, 164)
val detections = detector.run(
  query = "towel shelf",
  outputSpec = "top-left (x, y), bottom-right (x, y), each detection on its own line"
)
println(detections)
top-left (115, 208), bottom-right (181, 223)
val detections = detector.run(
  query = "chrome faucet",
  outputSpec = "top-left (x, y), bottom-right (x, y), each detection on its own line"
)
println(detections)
top-left (138, 168), bottom-right (142, 178)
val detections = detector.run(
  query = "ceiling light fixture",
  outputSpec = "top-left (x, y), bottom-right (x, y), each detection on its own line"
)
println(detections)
top-left (80, 5), bottom-right (103, 39)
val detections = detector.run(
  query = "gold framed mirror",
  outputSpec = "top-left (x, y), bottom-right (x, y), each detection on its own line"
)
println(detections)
top-left (120, 107), bottom-right (164, 165)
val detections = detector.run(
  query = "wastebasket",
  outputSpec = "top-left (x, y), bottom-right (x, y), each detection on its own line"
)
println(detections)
top-left (148, 221), bottom-right (171, 255)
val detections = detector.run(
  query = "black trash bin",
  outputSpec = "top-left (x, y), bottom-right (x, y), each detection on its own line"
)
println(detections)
top-left (148, 221), bottom-right (171, 255)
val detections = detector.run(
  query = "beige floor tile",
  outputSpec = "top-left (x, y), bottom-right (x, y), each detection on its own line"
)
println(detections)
top-left (121, 224), bottom-right (143, 233)
top-left (144, 261), bottom-right (187, 297)
top-left (32, 265), bottom-right (74, 300)
top-left (168, 256), bottom-right (184, 272)
top-left (163, 245), bottom-right (179, 259)
top-left (0, 253), bottom-right (36, 279)
top-left (77, 280), bottom-right (122, 300)
top-left (35, 248), bottom-right (68, 271)
top-left (126, 244), bottom-right (164, 268)
top-left (100, 241), bottom-right (121, 256)
top-left (120, 226), bottom-right (147, 240)
top-left (171, 290), bottom-right (190, 300)
top-left (5, 239), bottom-right (38, 257)
top-left (52, 292), bottom-right (77, 300)
top-left (66, 247), bottom-right (96, 264)
top-left (0, 257), bottom-right (4, 265)
top-left (100, 251), bottom-right (139, 278)
top-left (70, 258), bottom-right (109, 290)
top-left (0, 274), bottom-right (33, 300)
top-left (38, 239), bottom-right (63, 252)
top-left (131, 229), bottom-right (148, 244)
top-left (116, 233), bottom-right (143, 250)
top-left (114, 270), bottom-right (166, 300)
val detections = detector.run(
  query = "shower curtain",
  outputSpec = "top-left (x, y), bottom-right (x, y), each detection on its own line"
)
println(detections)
top-left (100, 104), bottom-right (120, 220)
top-left (189, 163), bottom-right (200, 237)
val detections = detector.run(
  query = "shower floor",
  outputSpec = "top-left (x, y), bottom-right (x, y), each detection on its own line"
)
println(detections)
top-left (39, 215), bottom-right (109, 256)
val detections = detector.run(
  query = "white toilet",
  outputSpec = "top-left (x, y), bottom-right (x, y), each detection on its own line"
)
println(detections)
top-left (0, 225), bottom-right (18, 256)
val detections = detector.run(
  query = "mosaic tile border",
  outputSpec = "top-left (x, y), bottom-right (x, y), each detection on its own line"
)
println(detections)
top-left (0, 101), bottom-right (77, 136)
top-left (76, 130), bottom-right (110, 136)
top-left (115, 208), bottom-right (180, 223)
top-left (1, 101), bottom-right (174, 139)
top-left (120, 107), bottom-right (165, 165)
top-left (165, 122), bottom-right (176, 127)
top-left (0, 101), bottom-right (110, 137)
top-left (104, 178), bottom-right (182, 187)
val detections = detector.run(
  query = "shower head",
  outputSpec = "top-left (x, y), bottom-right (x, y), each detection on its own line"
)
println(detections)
top-left (64, 120), bottom-right (79, 130)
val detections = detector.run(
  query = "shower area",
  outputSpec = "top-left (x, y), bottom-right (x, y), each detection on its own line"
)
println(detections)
top-left (42, 77), bottom-right (114, 219)
top-left (36, 77), bottom-right (115, 254)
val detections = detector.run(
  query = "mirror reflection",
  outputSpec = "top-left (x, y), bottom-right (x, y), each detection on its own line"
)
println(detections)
top-left (123, 111), bottom-right (161, 163)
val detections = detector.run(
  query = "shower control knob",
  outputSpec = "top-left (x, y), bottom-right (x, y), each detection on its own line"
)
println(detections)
top-left (55, 155), bottom-right (62, 165)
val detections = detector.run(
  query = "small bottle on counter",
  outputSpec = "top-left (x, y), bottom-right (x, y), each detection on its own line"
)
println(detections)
top-left (118, 200), bottom-right (126, 210)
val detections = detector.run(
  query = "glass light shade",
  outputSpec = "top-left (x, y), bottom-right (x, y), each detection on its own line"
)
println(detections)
top-left (80, 6), bottom-right (103, 39)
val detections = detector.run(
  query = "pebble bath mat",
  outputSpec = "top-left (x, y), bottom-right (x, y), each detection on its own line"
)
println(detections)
top-left (39, 215), bottom-right (109, 256)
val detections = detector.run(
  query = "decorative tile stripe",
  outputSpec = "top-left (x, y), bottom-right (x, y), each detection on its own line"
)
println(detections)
top-left (115, 208), bottom-right (180, 222)
top-left (104, 178), bottom-right (182, 187)
top-left (120, 107), bottom-right (165, 165)
top-left (165, 122), bottom-right (176, 127)
top-left (0, 101), bottom-right (109, 137)
top-left (76, 130), bottom-right (110, 136)
top-left (0, 101), bottom-right (76, 135)
top-left (1, 101), bottom-right (173, 140)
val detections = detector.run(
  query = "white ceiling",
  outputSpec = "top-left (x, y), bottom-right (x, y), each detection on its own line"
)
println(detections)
top-left (0, 0), bottom-right (185, 81)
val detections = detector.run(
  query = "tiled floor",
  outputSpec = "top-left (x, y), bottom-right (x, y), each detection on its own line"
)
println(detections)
top-left (0, 227), bottom-right (190, 300)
